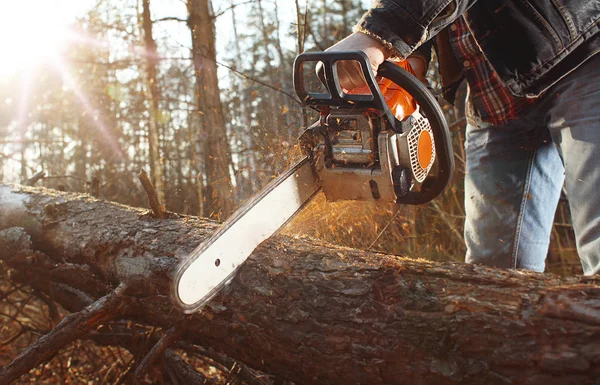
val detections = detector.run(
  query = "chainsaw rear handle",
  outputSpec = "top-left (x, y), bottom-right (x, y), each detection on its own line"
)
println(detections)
top-left (293, 50), bottom-right (455, 204)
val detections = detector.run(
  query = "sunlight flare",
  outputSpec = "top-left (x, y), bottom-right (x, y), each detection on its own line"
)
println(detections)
top-left (52, 56), bottom-right (125, 160)
top-left (0, 2), bottom-right (76, 78)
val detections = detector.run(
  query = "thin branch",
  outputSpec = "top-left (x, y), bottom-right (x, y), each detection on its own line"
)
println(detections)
top-left (179, 342), bottom-right (274, 385)
top-left (91, 175), bottom-right (101, 198)
top-left (43, 175), bottom-right (88, 183)
top-left (302, 0), bottom-right (309, 51)
top-left (156, 26), bottom-right (303, 106)
top-left (449, 117), bottom-right (466, 132)
top-left (367, 205), bottom-right (404, 250)
top-left (307, 22), bottom-right (327, 51)
top-left (101, 173), bottom-right (136, 188)
top-left (0, 284), bottom-right (127, 385)
top-left (138, 169), bottom-right (166, 219)
top-left (213, 0), bottom-right (259, 18)
top-left (0, 325), bottom-right (32, 346)
top-left (26, 170), bottom-right (46, 186)
top-left (154, 16), bottom-right (188, 23)
top-left (32, 289), bottom-right (61, 326)
top-left (69, 56), bottom-right (191, 68)
top-left (197, 53), bottom-right (303, 107)
top-left (295, 0), bottom-right (304, 53)
top-left (134, 327), bottom-right (183, 380)
top-left (0, 284), bottom-right (26, 301)
top-left (164, 349), bottom-right (214, 385)
top-left (112, 358), bottom-right (135, 385)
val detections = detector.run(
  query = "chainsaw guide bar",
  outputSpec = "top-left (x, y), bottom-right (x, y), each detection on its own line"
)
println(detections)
top-left (173, 157), bottom-right (320, 313)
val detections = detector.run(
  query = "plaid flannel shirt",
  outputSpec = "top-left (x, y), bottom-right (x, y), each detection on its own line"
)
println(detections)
top-left (448, 17), bottom-right (535, 125)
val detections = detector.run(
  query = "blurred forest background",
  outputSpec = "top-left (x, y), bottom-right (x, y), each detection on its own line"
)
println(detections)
top-left (0, 0), bottom-right (585, 383)
top-left (0, 0), bottom-right (581, 274)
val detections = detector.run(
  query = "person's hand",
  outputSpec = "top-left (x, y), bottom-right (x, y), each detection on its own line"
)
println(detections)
top-left (326, 32), bottom-right (427, 90)
top-left (406, 56), bottom-right (427, 82)
top-left (325, 32), bottom-right (390, 90)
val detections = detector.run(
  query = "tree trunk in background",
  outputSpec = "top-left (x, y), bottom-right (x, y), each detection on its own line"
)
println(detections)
top-left (295, 0), bottom-right (306, 54)
top-left (321, 0), bottom-right (328, 46)
top-left (19, 136), bottom-right (28, 183)
top-left (256, 0), bottom-right (285, 139)
top-left (75, 109), bottom-right (89, 192)
top-left (273, 1), bottom-right (294, 141)
top-left (230, 0), bottom-right (257, 197)
top-left (1, 185), bottom-right (599, 385)
top-left (256, 0), bottom-right (277, 87)
top-left (187, 0), bottom-right (234, 220)
top-left (141, 0), bottom-right (166, 209)
top-left (187, 112), bottom-right (205, 216)
top-left (295, 0), bottom-right (310, 128)
top-left (340, 0), bottom-right (350, 37)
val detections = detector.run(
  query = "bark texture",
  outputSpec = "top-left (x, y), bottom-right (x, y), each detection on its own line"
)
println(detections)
top-left (0, 184), bottom-right (599, 385)
top-left (187, 0), bottom-right (234, 219)
top-left (141, 0), bottom-right (166, 208)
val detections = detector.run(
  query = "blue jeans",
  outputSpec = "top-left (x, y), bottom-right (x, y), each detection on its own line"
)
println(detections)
top-left (464, 53), bottom-right (600, 275)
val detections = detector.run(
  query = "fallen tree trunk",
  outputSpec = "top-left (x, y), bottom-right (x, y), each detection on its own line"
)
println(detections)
top-left (0, 184), bottom-right (599, 385)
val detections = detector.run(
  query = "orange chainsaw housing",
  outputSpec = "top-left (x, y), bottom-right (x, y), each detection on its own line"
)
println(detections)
top-left (347, 60), bottom-right (433, 176)
top-left (348, 60), bottom-right (418, 121)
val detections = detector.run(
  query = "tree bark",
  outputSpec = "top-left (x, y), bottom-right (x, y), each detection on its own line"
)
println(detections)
top-left (140, 0), bottom-right (167, 209)
top-left (0, 184), bottom-right (599, 385)
top-left (187, 0), bottom-right (234, 220)
top-left (230, 0), bottom-right (258, 198)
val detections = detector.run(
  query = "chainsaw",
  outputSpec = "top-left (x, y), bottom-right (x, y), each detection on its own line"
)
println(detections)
top-left (173, 51), bottom-right (455, 313)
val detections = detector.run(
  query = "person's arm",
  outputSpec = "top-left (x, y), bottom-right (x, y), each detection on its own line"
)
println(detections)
top-left (328, 0), bottom-right (470, 89)
top-left (326, 32), bottom-right (430, 89)
top-left (354, 0), bottom-right (473, 59)
top-left (407, 41), bottom-right (433, 82)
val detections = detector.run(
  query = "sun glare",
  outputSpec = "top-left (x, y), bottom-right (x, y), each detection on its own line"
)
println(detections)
top-left (0, 1), bottom-right (122, 160)
top-left (0, 2), bottom-right (78, 79)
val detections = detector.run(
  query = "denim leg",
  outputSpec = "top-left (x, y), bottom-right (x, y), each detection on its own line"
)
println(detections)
top-left (543, 54), bottom-right (600, 275)
top-left (464, 115), bottom-right (564, 271)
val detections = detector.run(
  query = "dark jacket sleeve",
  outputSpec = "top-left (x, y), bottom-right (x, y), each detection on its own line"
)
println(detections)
top-left (410, 40), bottom-right (433, 68)
top-left (354, 0), bottom-right (476, 58)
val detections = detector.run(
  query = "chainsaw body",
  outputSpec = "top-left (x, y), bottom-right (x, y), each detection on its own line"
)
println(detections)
top-left (293, 50), bottom-right (454, 205)
top-left (172, 51), bottom-right (455, 313)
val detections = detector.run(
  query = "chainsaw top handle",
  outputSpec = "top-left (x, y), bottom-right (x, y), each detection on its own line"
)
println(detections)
top-left (293, 50), bottom-right (455, 205)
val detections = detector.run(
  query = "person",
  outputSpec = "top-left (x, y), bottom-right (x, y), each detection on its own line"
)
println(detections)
top-left (326, 1), bottom-right (600, 275)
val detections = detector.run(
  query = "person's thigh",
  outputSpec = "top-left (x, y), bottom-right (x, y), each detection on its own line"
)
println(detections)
top-left (545, 53), bottom-right (600, 275)
top-left (464, 114), bottom-right (564, 271)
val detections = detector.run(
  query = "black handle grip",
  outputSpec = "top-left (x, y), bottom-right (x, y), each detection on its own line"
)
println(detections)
top-left (293, 50), bottom-right (455, 204)
top-left (294, 51), bottom-right (389, 114)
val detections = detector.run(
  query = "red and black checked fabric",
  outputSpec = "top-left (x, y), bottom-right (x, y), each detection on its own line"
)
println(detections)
top-left (448, 17), bottom-right (535, 125)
